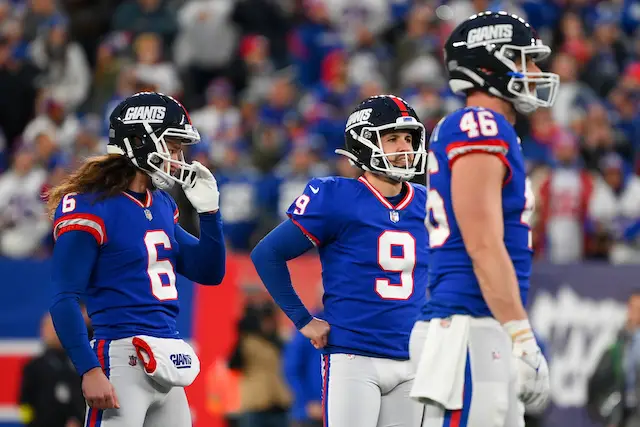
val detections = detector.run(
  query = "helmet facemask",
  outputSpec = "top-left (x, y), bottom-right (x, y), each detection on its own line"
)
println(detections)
top-left (108, 120), bottom-right (201, 190)
top-left (493, 43), bottom-right (559, 114)
top-left (339, 117), bottom-right (427, 182)
top-left (144, 121), bottom-right (200, 189)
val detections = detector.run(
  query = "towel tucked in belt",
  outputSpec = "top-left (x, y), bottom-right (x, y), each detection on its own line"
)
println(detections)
top-left (410, 315), bottom-right (470, 409)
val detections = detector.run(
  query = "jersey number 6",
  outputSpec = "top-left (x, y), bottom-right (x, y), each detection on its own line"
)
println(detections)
top-left (145, 230), bottom-right (177, 301)
top-left (61, 193), bottom-right (78, 213)
top-left (376, 231), bottom-right (416, 300)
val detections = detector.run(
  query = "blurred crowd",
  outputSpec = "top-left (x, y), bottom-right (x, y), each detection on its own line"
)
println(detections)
top-left (0, 0), bottom-right (640, 264)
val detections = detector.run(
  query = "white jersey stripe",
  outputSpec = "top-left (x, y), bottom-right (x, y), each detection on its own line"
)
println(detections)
top-left (447, 144), bottom-right (508, 161)
top-left (54, 217), bottom-right (106, 245)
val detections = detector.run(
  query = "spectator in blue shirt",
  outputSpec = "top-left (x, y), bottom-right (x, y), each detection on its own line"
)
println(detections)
top-left (283, 310), bottom-right (323, 427)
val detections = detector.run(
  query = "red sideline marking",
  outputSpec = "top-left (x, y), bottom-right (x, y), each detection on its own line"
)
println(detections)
top-left (0, 340), bottom-right (41, 405)
top-left (0, 355), bottom-right (30, 404)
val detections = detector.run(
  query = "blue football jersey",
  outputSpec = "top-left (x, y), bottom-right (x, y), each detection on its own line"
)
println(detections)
top-left (421, 107), bottom-right (535, 320)
top-left (53, 190), bottom-right (184, 340)
top-left (287, 176), bottom-right (428, 360)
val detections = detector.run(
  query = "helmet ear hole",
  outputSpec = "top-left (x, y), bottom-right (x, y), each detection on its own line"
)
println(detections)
top-left (149, 155), bottom-right (163, 166)
top-left (512, 81), bottom-right (524, 93)
top-left (131, 136), bottom-right (146, 150)
top-left (411, 130), bottom-right (422, 150)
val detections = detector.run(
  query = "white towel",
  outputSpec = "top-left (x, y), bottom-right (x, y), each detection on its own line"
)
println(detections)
top-left (410, 315), bottom-right (470, 409)
top-left (132, 336), bottom-right (201, 388)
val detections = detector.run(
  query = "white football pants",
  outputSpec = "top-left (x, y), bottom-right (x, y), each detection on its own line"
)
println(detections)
top-left (321, 353), bottom-right (424, 427)
top-left (409, 318), bottom-right (525, 427)
top-left (84, 338), bottom-right (191, 427)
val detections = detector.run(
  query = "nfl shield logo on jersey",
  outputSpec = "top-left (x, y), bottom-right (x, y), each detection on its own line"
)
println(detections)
top-left (389, 210), bottom-right (400, 223)
top-left (144, 209), bottom-right (153, 221)
top-left (129, 355), bottom-right (138, 366)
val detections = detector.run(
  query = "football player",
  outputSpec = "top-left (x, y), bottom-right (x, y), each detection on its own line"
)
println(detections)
top-left (47, 92), bottom-right (226, 427)
top-left (409, 11), bottom-right (559, 427)
top-left (251, 95), bottom-right (429, 427)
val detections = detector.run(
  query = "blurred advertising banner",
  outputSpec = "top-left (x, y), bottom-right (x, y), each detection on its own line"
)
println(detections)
top-left (528, 263), bottom-right (640, 427)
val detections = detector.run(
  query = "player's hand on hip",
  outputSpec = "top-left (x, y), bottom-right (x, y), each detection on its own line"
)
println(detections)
top-left (65, 418), bottom-right (82, 427)
top-left (82, 367), bottom-right (120, 410)
top-left (183, 161), bottom-right (220, 214)
top-left (504, 320), bottom-right (550, 410)
top-left (306, 401), bottom-right (323, 420)
top-left (300, 317), bottom-right (330, 349)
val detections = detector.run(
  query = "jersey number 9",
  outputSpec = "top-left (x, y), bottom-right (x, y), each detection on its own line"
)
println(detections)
top-left (376, 231), bottom-right (416, 300)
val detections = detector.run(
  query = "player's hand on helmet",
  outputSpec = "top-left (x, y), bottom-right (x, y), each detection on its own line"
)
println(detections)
top-left (300, 317), bottom-right (330, 349)
top-left (504, 320), bottom-right (550, 411)
top-left (182, 161), bottom-right (220, 213)
top-left (82, 367), bottom-right (120, 410)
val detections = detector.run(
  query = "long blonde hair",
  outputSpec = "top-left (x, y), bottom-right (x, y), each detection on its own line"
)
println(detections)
top-left (46, 154), bottom-right (137, 218)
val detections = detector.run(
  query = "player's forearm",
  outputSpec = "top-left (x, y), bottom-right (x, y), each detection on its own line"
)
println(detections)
top-left (250, 220), bottom-right (315, 329)
top-left (468, 242), bottom-right (528, 324)
top-left (198, 213), bottom-right (226, 282)
top-left (451, 154), bottom-right (527, 324)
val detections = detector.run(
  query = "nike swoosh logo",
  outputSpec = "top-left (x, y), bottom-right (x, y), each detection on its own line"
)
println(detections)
top-left (310, 186), bottom-right (319, 194)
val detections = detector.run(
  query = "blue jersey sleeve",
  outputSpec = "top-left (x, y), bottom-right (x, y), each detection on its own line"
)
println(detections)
top-left (251, 220), bottom-right (315, 329)
top-left (53, 192), bottom-right (107, 246)
top-left (437, 108), bottom-right (517, 183)
top-left (50, 230), bottom-right (100, 376)
top-left (286, 178), bottom-right (338, 246)
top-left (158, 189), bottom-right (225, 285)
